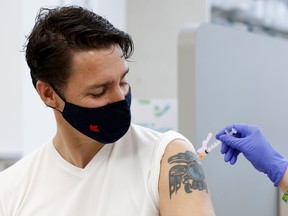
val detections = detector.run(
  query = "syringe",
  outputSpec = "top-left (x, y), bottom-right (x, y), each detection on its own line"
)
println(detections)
top-left (198, 128), bottom-right (237, 159)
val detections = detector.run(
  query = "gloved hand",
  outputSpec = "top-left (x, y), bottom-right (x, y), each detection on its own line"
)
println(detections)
top-left (216, 124), bottom-right (288, 186)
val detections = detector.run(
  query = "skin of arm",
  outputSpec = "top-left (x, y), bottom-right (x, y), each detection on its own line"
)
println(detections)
top-left (159, 139), bottom-right (215, 216)
top-left (279, 167), bottom-right (288, 193)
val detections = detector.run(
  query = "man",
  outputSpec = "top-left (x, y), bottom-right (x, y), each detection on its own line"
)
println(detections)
top-left (0, 6), bottom-right (215, 215)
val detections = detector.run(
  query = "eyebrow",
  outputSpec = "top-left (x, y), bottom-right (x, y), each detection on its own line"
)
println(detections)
top-left (86, 68), bottom-right (129, 90)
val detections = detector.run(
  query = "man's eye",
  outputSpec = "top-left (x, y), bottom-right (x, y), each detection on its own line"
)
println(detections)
top-left (120, 82), bottom-right (128, 87)
top-left (91, 90), bottom-right (105, 98)
top-left (90, 86), bottom-right (106, 98)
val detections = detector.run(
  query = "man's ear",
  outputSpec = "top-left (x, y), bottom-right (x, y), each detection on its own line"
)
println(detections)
top-left (36, 80), bottom-right (61, 109)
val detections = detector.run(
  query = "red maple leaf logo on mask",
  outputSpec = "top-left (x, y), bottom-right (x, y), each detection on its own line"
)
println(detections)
top-left (90, 124), bottom-right (100, 133)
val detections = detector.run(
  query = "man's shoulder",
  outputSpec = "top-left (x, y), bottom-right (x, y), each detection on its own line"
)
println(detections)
top-left (128, 123), bottom-right (191, 146)
top-left (130, 123), bottom-right (163, 136)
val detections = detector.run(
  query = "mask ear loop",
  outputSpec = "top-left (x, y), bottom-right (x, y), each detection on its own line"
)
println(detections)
top-left (45, 83), bottom-right (67, 113)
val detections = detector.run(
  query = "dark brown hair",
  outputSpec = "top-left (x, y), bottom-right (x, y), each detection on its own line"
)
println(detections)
top-left (25, 6), bottom-right (134, 94)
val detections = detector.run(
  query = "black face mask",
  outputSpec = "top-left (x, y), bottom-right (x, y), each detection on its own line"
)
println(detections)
top-left (58, 89), bottom-right (131, 144)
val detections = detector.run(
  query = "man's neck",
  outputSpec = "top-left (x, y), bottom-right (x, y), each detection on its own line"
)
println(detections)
top-left (53, 130), bottom-right (104, 169)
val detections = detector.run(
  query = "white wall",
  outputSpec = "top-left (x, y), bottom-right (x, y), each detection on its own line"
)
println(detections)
top-left (0, 1), bottom-right (23, 157)
top-left (127, 0), bottom-right (210, 99)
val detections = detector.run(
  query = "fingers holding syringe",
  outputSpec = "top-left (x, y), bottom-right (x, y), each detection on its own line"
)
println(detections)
top-left (216, 124), bottom-right (247, 140)
top-left (221, 144), bottom-right (240, 165)
top-left (216, 127), bottom-right (245, 151)
top-left (217, 127), bottom-right (242, 164)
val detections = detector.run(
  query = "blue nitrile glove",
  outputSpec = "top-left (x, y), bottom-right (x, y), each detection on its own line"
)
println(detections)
top-left (216, 124), bottom-right (288, 186)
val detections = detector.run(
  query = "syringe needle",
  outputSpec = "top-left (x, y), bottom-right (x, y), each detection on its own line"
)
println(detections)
top-left (198, 128), bottom-right (237, 159)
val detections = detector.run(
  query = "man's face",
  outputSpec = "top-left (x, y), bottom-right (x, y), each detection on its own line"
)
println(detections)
top-left (62, 44), bottom-right (130, 109)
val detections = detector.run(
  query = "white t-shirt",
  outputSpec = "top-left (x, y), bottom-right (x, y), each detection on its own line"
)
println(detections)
top-left (0, 124), bottom-right (191, 216)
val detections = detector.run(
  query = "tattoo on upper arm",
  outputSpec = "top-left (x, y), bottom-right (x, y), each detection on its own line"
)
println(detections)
top-left (168, 151), bottom-right (207, 199)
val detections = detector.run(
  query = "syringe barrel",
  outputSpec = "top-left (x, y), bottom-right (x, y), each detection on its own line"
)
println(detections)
top-left (206, 140), bottom-right (222, 153)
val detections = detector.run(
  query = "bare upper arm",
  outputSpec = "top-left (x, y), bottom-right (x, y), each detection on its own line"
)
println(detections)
top-left (159, 139), bottom-right (215, 216)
